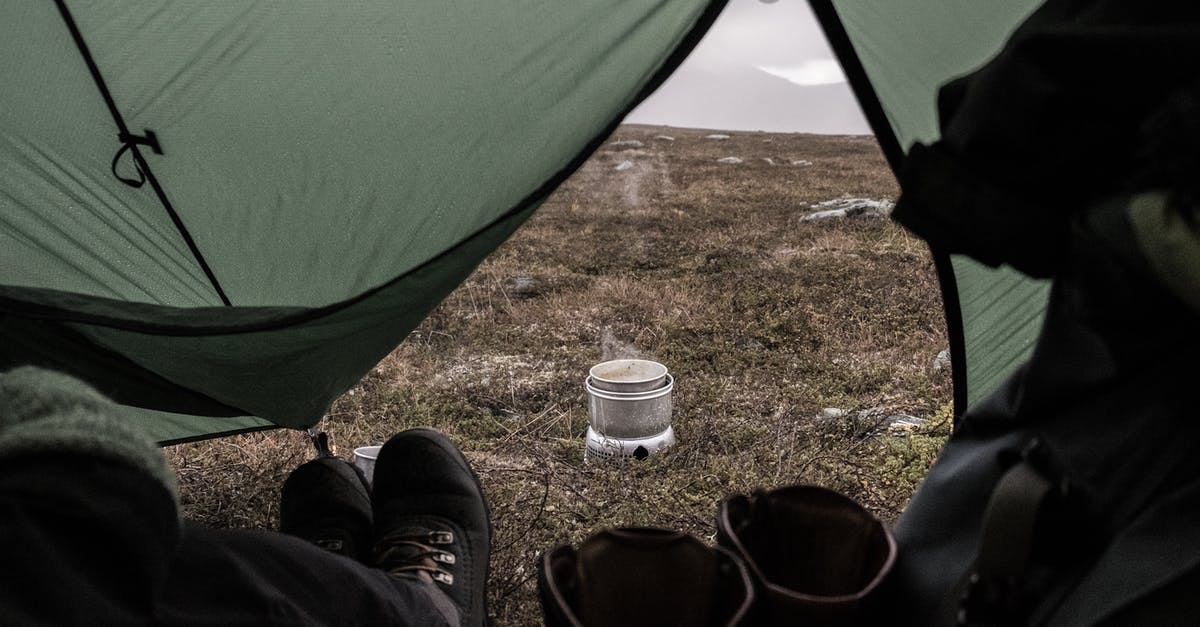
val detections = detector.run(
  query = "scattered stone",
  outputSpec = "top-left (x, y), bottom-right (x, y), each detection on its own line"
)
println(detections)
top-left (791, 159), bottom-right (812, 166)
top-left (762, 157), bottom-right (777, 165)
top-left (855, 407), bottom-right (891, 427)
top-left (933, 349), bottom-right (952, 372)
top-left (717, 157), bottom-right (743, 164)
top-left (814, 197), bottom-right (895, 213)
top-left (819, 407), bottom-right (848, 421)
top-left (887, 415), bottom-right (927, 433)
top-left (816, 407), bottom-right (893, 438)
top-left (800, 198), bottom-right (895, 221)
top-left (614, 160), bottom-right (635, 172)
top-left (705, 134), bottom-right (731, 140)
top-left (654, 135), bottom-right (675, 141)
top-left (799, 208), bottom-right (853, 222)
top-left (505, 275), bottom-right (546, 299)
top-left (817, 407), bottom-right (924, 439)
top-left (609, 139), bottom-right (643, 149)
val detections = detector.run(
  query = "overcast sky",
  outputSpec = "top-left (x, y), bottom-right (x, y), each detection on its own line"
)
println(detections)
top-left (625, 0), bottom-right (871, 135)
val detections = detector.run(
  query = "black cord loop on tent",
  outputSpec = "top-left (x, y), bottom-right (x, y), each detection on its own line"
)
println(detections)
top-left (110, 130), bottom-right (163, 188)
top-left (53, 0), bottom-right (232, 307)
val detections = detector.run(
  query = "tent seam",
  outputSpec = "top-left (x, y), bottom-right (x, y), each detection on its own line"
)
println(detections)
top-left (53, 0), bottom-right (232, 306)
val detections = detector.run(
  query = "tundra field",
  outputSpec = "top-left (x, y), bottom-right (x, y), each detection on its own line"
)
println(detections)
top-left (166, 125), bottom-right (951, 624)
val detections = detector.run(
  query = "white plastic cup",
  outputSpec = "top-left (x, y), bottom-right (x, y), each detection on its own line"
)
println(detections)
top-left (352, 445), bottom-right (382, 484)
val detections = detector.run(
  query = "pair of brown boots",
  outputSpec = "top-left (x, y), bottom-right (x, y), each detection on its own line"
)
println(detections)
top-left (538, 485), bottom-right (896, 626)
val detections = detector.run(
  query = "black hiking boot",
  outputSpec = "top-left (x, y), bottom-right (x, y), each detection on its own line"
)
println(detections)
top-left (538, 527), bottom-right (756, 627)
top-left (716, 485), bottom-right (897, 626)
top-left (371, 428), bottom-right (491, 627)
top-left (279, 456), bottom-right (373, 562)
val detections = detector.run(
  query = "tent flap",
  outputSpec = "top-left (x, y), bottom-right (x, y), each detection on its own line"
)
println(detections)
top-left (0, 0), bottom-right (728, 442)
top-left (809, 0), bottom-right (1051, 414)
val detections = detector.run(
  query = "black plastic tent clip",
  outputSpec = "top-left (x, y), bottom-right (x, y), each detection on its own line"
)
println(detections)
top-left (111, 129), bottom-right (162, 188)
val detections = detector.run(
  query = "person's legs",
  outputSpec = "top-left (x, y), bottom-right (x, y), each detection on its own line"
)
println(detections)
top-left (0, 454), bottom-right (178, 625)
top-left (0, 367), bottom-right (465, 625)
top-left (279, 456), bottom-right (374, 561)
top-left (152, 444), bottom-right (470, 626)
top-left (156, 524), bottom-right (459, 626)
top-left (370, 428), bottom-right (493, 627)
top-left (268, 428), bottom-right (494, 626)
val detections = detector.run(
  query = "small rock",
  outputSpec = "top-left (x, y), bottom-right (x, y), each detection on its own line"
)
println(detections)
top-left (614, 160), bottom-right (635, 171)
top-left (819, 407), bottom-right (848, 421)
top-left (654, 135), bottom-right (675, 141)
top-left (705, 134), bottom-right (731, 140)
top-left (855, 407), bottom-right (891, 428)
top-left (799, 208), bottom-right (851, 222)
top-left (762, 157), bottom-right (776, 165)
top-left (505, 275), bottom-right (546, 299)
top-left (813, 197), bottom-right (895, 214)
top-left (800, 198), bottom-right (894, 221)
top-left (717, 157), bottom-right (743, 164)
top-left (609, 139), bottom-right (643, 149)
top-left (791, 159), bottom-right (812, 166)
top-left (817, 407), bottom-right (888, 438)
top-left (933, 349), bottom-right (952, 372)
top-left (887, 415), bottom-right (926, 433)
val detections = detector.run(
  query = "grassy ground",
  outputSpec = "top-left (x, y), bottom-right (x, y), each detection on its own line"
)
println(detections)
top-left (165, 125), bottom-right (951, 625)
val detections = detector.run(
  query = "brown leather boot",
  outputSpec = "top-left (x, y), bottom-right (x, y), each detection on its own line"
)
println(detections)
top-left (538, 527), bottom-right (755, 627)
top-left (716, 485), bottom-right (896, 626)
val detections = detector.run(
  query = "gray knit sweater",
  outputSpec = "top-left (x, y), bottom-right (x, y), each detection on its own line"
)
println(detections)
top-left (0, 367), bottom-right (178, 509)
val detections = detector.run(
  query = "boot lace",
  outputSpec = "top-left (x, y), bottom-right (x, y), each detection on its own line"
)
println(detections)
top-left (374, 528), bottom-right (458, 585)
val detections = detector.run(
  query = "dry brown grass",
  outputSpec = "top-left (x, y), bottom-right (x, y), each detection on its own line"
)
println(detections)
top-left (166, 125), bottom-right (950, 625)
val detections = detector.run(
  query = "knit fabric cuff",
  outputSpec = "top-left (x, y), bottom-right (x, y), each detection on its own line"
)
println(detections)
top-left (0, 367), bottom-right (178, 507)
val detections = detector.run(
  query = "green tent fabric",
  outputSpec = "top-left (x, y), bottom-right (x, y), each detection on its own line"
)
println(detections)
top-left (809, 0), bottom-right (1050, 413)
top-left (0, 0), bottom-right (726, 444)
